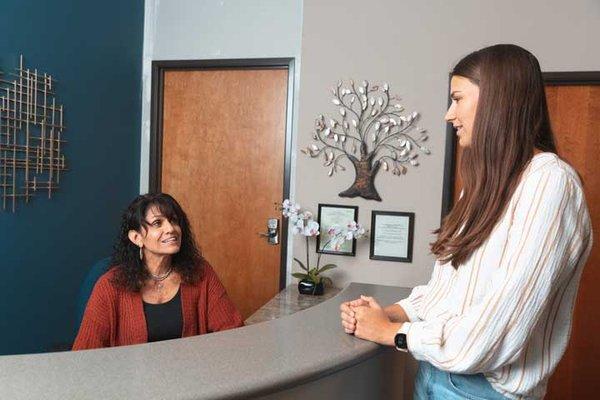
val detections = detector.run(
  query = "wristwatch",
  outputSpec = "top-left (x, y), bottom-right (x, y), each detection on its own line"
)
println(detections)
top-left (394, 332), bottom-right (408, 352)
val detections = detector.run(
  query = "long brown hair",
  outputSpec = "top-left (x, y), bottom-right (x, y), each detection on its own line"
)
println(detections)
top-left (431, 44), bottom-right (557, 268)
top-left (112, 193), bottom-right (204, 291)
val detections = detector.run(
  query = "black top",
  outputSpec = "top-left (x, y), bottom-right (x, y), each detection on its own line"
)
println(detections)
top-left (143, 288), bottom-right (183, 342)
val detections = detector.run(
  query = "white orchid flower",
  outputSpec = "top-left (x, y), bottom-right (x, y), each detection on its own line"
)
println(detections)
top-left (282, 199), bottom-right (297, 217)
top-left (302, 211), bottom-right (313, 220)
top-left (355, 227), bottom-right (366, 239)
top-left (335, 221), bottom-right (366, 240)
top-left (302, 220), bottom-right (320, 237)
top-left (327, 225), bottom-right (342, 236)
top-left (292, 218), bottom-right (305, 235)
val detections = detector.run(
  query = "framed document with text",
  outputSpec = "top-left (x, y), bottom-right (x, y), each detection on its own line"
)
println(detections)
top-left (369, 211), bottom-right (414, 262)
top-left (316, 203), bottom-right (359, 256)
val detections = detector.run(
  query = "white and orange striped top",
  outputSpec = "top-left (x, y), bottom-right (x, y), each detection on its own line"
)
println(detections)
top-left (397, 152), bottom-right (593, 399)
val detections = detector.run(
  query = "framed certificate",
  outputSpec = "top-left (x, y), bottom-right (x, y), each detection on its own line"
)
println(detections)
top-left (316, 203), bottom-right (359, 256)
top-left (369, 211), bottom-right (414, 262)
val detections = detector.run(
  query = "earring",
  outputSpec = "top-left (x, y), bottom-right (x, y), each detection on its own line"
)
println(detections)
top-left (139, 246), bottom-right (143, 261)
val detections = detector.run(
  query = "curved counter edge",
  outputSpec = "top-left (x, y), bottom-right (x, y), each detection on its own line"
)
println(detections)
top-left (0, 282), bottom-right (412, 400)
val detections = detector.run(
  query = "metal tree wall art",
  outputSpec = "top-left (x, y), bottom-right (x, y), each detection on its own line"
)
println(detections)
top-left (301, 80), bottom-right (430, 201)
top-left (0, 55), bottom-right (67, 212)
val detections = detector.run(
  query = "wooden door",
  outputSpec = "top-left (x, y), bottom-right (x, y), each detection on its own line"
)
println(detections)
top-left (544, 84), bottom-right (599, 399)
top-left (159, 67), bottom-right (289, 319)
top-left (450, 82), bottom-right (599, 398)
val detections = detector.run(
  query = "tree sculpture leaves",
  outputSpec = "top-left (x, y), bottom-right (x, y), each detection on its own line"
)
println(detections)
top-left (301, 80), bottom-right (430, 201)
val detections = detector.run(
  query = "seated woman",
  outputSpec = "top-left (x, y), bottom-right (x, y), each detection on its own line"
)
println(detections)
top-left (73, 193), bottom-right (243, 350)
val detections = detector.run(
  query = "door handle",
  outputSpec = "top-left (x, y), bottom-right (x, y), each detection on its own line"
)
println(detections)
top-left (258, 218), bottom-right (279, 245)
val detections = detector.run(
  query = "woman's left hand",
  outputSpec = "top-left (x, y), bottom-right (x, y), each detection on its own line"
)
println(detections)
top-left (353, 295), bottom-right (402, 346)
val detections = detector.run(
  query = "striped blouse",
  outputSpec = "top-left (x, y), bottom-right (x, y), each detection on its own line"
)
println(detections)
top-left (397, 153), bottom-right (593, 399)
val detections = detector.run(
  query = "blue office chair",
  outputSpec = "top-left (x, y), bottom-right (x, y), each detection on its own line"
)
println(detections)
top-left (75, 257), bottom-right (111, 330)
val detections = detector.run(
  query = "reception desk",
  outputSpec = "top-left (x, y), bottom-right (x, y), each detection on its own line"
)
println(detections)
top-left (0, 283), bottom-right (414, 399)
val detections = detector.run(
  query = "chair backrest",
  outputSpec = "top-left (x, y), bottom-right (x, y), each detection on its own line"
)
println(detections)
top-left (75, 257), bottom-right (111, 330)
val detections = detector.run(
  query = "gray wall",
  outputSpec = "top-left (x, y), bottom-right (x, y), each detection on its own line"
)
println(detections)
top-left (296, 0), bottom-right (600, 289)
top-left (141, 0), bottom-right (600, 290)
top-left (140, 0), bottom-right (303, 193)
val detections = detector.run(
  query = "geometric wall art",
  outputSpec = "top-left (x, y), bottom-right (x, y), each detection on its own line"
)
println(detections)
top-left (0, 55), bottom-right (67, 212)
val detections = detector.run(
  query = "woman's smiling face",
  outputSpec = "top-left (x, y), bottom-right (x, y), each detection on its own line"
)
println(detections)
top-left (129, 205), bottom-right (182, 257)
top-left (445, 75), bottom-right (480, 148)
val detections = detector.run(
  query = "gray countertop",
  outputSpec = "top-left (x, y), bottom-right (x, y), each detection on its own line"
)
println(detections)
top-left (0, 283), bottom-right (410, 400)
top-left (245, 284), bottom-right (341, 325)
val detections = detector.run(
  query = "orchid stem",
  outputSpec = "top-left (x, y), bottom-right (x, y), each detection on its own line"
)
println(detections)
top-left (317, 236), bottom-right (337, 270)
top-left (306, 235), bottom-right (310, 270)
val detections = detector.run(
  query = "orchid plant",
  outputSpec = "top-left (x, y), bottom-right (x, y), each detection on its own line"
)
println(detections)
top-left (280, 199), bottom-right (366, 286)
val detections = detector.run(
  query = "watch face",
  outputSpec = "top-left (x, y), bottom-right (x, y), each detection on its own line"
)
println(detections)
top-left (395, 333), bottom-right (407, 349)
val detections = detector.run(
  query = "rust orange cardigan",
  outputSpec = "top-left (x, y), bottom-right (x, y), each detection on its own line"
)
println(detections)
top-left (72, 263), bottom-right (243, 350)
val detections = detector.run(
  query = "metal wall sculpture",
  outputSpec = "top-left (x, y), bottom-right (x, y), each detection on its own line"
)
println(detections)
top-left (301, 80), bottom-right (430, 201)
top-left (0, 55), bottom-right (67, 212)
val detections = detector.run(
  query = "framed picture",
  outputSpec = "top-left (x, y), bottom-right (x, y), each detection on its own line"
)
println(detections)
top-left (369, 211), bottom-right (414, 262)
top-left (316, 203), bottom-right (359, 256)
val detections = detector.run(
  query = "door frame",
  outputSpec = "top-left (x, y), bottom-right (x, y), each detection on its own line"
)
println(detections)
top-left (440, 70), bottom-right (600, 220)
top-left (149, 58), bottom-right (295, 291)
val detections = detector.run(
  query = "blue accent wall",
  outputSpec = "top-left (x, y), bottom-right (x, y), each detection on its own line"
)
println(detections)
top-left (0, 0), bottom-right (144, 354)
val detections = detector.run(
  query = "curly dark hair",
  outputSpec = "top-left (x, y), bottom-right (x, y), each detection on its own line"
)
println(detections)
top-left (111, 193), bottom-right (204, 291)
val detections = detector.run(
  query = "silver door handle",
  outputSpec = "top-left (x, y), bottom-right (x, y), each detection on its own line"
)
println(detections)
top-left (258, 218), bottom-right (279, 245)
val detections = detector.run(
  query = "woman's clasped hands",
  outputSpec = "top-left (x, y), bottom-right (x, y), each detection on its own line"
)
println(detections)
top-left (339, 295), bottom-right (400, 346)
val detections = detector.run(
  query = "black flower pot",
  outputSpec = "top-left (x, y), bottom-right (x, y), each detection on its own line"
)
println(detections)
top-left (298, 279), bottom-right (324, 295)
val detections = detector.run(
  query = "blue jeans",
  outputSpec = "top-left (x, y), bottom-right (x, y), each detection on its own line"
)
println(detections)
top-left (414, 361), bottom-right (508, 400)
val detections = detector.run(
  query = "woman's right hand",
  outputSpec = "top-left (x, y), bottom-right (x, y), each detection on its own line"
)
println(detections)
top-left (340, 298), bottom-right (369, 334)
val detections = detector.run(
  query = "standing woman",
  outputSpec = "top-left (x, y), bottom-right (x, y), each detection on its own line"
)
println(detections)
top-left (340, 44), bottom-right (592, 399)
top-left (73, 193), bottom-right (243, 350)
